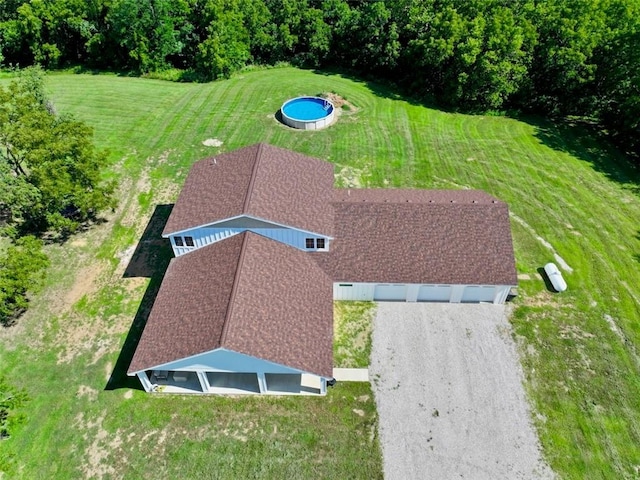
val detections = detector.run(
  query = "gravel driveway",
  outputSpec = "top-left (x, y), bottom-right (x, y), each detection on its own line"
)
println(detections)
top-left (370, 303), bottom-right (554, 480)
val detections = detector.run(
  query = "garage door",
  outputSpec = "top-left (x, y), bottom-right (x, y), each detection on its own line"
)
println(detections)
top-left (374, 284), bottom-right (407, 301)
top-left (417, 285), bottom-right (453, 302)
top-left (461, 286), bottom-right (496, 303)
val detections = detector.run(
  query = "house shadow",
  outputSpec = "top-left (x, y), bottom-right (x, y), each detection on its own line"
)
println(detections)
top-left (105, 204), bottom-right (174, 390)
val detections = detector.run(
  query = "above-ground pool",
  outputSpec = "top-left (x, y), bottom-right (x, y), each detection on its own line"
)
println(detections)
top-left (281, 96), bottom-right (335, 130)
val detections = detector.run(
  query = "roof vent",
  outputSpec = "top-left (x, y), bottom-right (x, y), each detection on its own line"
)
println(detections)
top-left (450, 200), bottom-right (455, 203)
top-left (472, 200), bottom-right (477, 203)
top-left (211, 158), bottom-right (217, 166)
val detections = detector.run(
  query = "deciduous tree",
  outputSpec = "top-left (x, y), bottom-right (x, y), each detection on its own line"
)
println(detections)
top-left (0, 67), bottom-right (116, 235)
top-left (0, 235), bottom-right (49, 325)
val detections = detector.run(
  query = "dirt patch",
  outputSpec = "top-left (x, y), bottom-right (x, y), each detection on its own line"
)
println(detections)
top-left (89, 337), bottom-right (116, 365)
top-left (334, 165), bottom-right (371, 188)
top-left (123, 276), bottom-right (147, 294)
top-left (153, 178), bottom-right (181, 205)
top-left (56, 317), bottom-right (124, 365)
top-left (559, 324), bottom-right (595, 340)
top-left (76, 385), bottom-right (99, 401)
top-left (322, 92), bottom-right (358, 114)
top-left (65, 263), bottom-right (107, 307)
top-left (115, 245), bottom-right (136, 272)
top-left (523, 291), bottom-right (555, 307)
top-left (157, 149), bottom-right (173, 165)
top-left (202, 138), bottom-right (223, 147)
top-left (74, 412), bottom-right (125, 480)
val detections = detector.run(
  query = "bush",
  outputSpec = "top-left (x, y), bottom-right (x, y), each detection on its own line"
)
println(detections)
top-left (0, 236), bottom-right (49, 326)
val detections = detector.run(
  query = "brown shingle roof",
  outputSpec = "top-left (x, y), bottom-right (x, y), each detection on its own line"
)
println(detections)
top-left (163, 143), bottom-right (335, 237)
top-left (131, 144), bottom-right (517, 381)
top-left (223, 232), bottom-right (333, 377)
top-left (128, 233), bottom-right (243, 374)
top-left (128, 232), bottom-right (333, 377)
top-left (332, 188), bottom-right (501, 204)
top-left (320, 188), bottom-right (517, 286)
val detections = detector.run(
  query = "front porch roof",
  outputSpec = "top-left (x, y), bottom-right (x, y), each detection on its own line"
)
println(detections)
top-left (128, 231), bottom-right (333, 378)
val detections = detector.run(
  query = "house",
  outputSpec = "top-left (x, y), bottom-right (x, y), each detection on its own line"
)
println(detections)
top-left (127, 143), bottom-right (517, 395)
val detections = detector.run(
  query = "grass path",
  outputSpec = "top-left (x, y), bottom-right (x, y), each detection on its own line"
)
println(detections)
top-left (1, 67), bottom-right (639, 478)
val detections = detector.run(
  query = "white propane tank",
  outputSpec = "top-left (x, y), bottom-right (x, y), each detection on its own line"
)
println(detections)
top-left (544, 262), bottom-right (567, 292)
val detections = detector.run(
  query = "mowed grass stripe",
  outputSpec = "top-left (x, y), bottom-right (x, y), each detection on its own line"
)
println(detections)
top-left (48, 76), bottom-right (188, 158)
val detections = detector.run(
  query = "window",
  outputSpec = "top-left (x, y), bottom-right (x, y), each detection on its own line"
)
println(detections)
top-left (174, 236), bottom-right (184, 246)
top-left (316, 238), bottom-right (325, 249)
top-left (185, 236), bottom-right (194, 247)
top-left (305, 238), bottom-right (315, 249)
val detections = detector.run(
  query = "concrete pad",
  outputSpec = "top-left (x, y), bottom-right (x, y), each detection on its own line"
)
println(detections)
top-left (333, 368), bottom-right (369, 382)
top-left (371, 303), bottom-right (554, 480)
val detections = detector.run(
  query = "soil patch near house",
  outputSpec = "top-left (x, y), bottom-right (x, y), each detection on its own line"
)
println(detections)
top-left (333, 301), bottom-right (376, 368)
top-left (370, 303), bottom-right (554, 480)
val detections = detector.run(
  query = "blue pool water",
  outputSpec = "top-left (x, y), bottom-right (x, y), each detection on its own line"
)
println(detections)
top-left (282, 97), bottom-right (332, 121)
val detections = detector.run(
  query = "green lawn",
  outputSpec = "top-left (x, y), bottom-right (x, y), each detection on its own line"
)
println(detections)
top-left (334, 302), bottom-right (376, 368)
top-left (1, 67), bottom-right (639, 479)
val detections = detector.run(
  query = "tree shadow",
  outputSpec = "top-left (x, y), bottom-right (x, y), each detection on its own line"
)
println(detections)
top-left (537, 267), bottom-right (558, 293)
top-left (523, 114), bottom-right (640, 194)
top-left (105, 204), bottom-right (174, 390)
top-left (310, 67), bottom-right (640, 194)
top-left (309, 66), bottom-right (445, 111)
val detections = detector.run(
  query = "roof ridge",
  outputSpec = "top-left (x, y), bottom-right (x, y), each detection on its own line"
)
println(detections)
top-left (241, 143), bottom-right (265, 214)
top-left (219, 232), bottom-right (251, 347)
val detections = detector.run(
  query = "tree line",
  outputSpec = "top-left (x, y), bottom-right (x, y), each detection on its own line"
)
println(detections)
top-left (1, 0), bottom-right (638, 151)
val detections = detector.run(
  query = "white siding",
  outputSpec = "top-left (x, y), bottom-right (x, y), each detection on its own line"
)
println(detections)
top-left (374, 284), bottom-right (408, 301)
top-left (145, 348), bottom-right (304, 374)
top-left (131, 349), bottom-right (328, 396)
top-left (334, 283), bottom-right (375, 301)
top-left (334, 282), bottom-right (512, 304)
top-left (461, 286), bottom-right (497, 303)
top-left (417, 285), bottom-right (453, 302)
top-left (493, 286), bottom-right (512, 304)
top-left (169, 222), bottom-right (329, 257)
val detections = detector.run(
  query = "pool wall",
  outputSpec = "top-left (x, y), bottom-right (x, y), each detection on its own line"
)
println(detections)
top-left (281, 96), bottom-right (335, 130)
